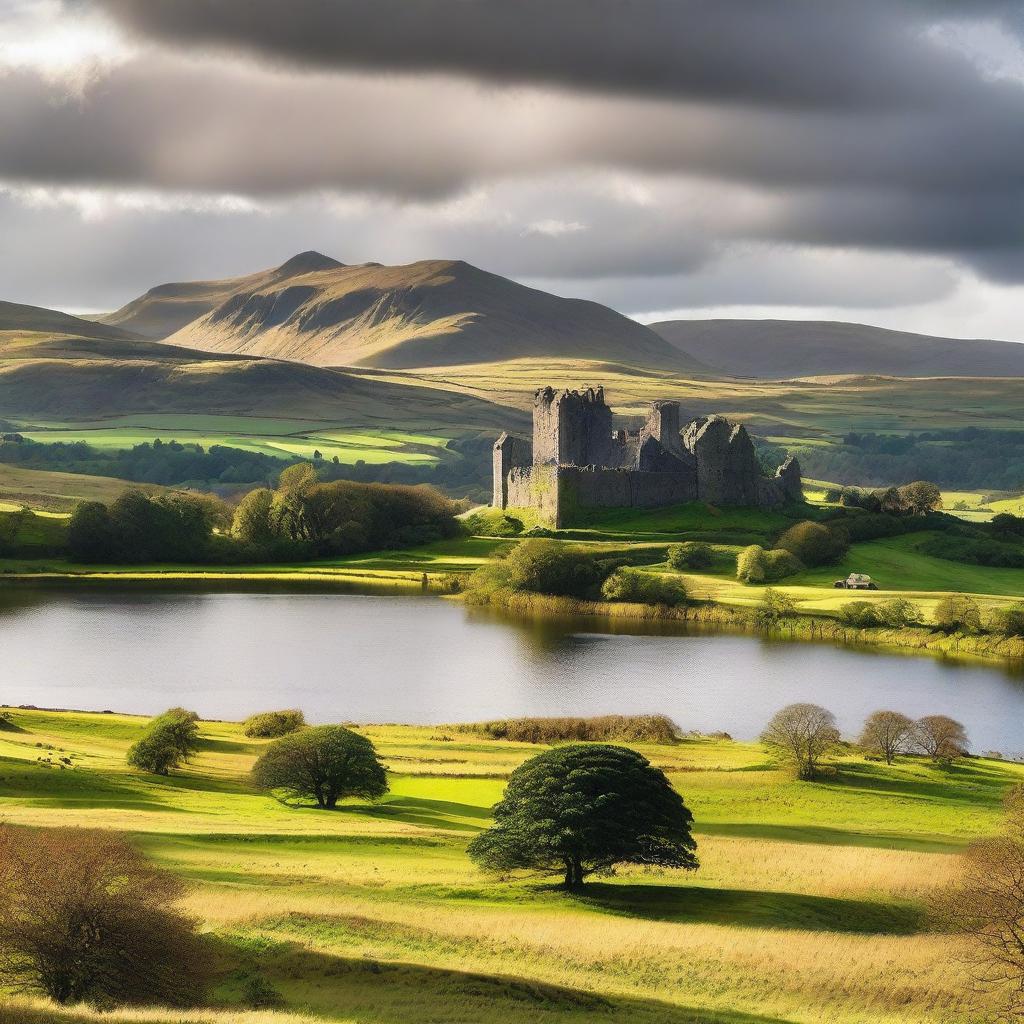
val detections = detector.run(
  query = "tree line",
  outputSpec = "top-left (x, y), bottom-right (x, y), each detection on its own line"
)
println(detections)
top-left (68, 463), bottom-right (463, 564)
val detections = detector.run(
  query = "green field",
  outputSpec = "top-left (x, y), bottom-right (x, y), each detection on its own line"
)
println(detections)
top-left (0, 708), bottom-right (1018, 1023)
top-left (15, 416), bottom-right (453, 466)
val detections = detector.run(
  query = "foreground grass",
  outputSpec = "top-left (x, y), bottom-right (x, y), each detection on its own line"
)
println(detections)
top-left (0, 709), bottom-right (1019, 1023)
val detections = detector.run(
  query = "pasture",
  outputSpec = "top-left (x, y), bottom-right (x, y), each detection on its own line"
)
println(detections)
top-left (0, 708), bottom-right (1018, 1023)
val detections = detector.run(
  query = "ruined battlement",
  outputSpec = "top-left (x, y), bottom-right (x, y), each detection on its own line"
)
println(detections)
top-left (494, 386), bottom-right (801, 526)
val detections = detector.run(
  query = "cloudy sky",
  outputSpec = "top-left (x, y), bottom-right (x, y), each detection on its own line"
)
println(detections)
top-left (3, 0), bottom-right (1024, 339)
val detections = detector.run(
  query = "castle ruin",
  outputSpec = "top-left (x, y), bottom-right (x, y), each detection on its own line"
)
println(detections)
top-left (493, 387), bottom-right (802, 526)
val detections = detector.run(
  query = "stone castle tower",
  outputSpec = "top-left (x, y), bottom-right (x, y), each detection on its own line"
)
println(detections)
top-left (494, 387), bottom-right (801, 526)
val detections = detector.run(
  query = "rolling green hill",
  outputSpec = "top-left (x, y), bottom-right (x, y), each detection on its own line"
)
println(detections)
top-left (0, 333), bottom-right (521, 430)
top-left (651, 318), bottom-right (1024, 379)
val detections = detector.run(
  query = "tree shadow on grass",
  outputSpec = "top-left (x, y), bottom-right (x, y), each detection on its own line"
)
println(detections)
top-left (695, 821), bottom-right (961, 853)
top-left (347, 795), bottom-right (491, 833)
top-left (820, 758), bottom-right (1013, 809)
top-left (227, 939), bottom-right (798, 1024)
top-left (568, 882), bottom-right (925, 935)
top-left (0, 756), bottom-right (185, 814)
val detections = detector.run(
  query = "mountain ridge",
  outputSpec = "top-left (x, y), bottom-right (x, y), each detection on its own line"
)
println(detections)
top-left (651, 318), bottom-right (1024, 379)
top-left (102, 253), bottom-right (698, 372)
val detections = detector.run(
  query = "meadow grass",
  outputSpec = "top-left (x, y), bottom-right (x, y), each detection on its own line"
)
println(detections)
top-left (0, 708), bottom-right (1019, 1023)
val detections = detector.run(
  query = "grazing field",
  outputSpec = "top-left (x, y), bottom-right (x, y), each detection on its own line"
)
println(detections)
top-left (0, 708), bottom-right (1018, 1023)
top-left (14, 417), bottom-right (454, 466)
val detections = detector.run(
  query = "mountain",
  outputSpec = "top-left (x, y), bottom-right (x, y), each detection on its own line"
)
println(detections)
top-left (650, 319), bottom-right (1024, 379)
top-left (0, 332), bottom-right (521, 429)
top-left (98, 251), bottom-right (344, 340)
top-left (0, 299), bottom-right (141, 343)
top-left (108, 253), bottom-right (694, 370)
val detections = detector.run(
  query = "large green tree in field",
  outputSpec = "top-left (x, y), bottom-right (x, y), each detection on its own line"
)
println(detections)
top-left (468, 744), bottom-right (698, 889)
top-left (250, 725), bottom-right (388, 809)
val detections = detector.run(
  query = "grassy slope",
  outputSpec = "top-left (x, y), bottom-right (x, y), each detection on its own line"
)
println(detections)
top-left (649, 319), bottom-right (1024, 378)
top-left (0, 465), bottom-right (162, 514)
top-left (0, 708), bottom-right (1017, 1024)
top-left (370, 358), bottom-right (1024, 436)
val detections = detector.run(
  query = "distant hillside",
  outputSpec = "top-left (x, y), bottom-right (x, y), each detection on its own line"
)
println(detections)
top-left (99, 251), bottom-right (344, 340)
top-left (650, 319), bottom-right (1024, 379)
top-left (0, 300), bottom-right (140, 344)
top-left (112, 253), bottom-right (693, 371)
top-left (0, 333), bottom-right (520, 429)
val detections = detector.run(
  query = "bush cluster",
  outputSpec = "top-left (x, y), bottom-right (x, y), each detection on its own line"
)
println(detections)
top-left (601, 568), bottom-right (688, 606)
top-left (126, 708), bottom-right (200, 775)
top-left (839, 596), bottom-right (921, 629)
top-left (242, 709), bottom-right (306, 738)
top-left (463, 714), bottom-right (680, 744)
top-left (667, 541), bottom-right (714, 570)
top-left (736, 544), bottom-right (803, 583)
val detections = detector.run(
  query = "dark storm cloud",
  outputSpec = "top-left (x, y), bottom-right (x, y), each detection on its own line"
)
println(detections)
top-left (75, 0), bottom-right (1014, 110)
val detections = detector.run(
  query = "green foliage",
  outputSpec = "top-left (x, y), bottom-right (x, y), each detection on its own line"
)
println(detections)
top-left (126, 708), bottom-right (200, 776)
top-left (667, 541), bottom-right (714, 570)
top-left (775, 520), bottom-right (849, 567)
top-left (763, 547), bottom-right (804, 581)
top-left (231, 488), bottom-right (277, 546)
top-left (839, 601), bottom-right (880, 628)
top-left (934, 593), bottom-right (983, 633)
top-left (242, 709), bottom-right (306, 739)
top-left (875, 597), bottom-right (921, 628)
top-left (753, 588), bottom-right (798, 629)
top-left (600, 568), bottom-right (688, 606)
top-left (736, 544), bottom-right (769, 583)
top-left (990, 602), bottom-right (1024, 637)
top-left (470, 539), bottom-right (617, 600)
top-left (461, 714), bottom-right (680, 744)
top-left (69, 489), bottom-right (230, 564)
top-left (250, 725), bottom-right (388, 809)
top-left (467, 744), bottom-right (698, 888)
top-left (463, 511), bottom-right (525, 537)
top-left (899, 481), bottom-right (943, 516)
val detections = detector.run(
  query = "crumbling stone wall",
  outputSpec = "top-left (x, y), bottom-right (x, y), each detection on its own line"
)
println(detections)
top-left (533, 387), bottom-right (612, 467)
top-left (493, 387), bottom-right (802, 525)
top-left (492, 432), bottom-right (533, 508)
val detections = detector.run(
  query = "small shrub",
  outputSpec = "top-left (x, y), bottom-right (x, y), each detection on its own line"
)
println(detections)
top-left (0, 825), bottom-right (208, 1006)
top-left (667, 542), bottom-right (714, 571)
top-left (875, 596), bottom-right (921, 628)
top-left (989, 602), bottom-right (1024, 637)
top-left (753, 587), bottom-right (798, 628)
top-left (736, 544), bottom-right (769, 583)
top-left (775, 521), bottom-right (849, 567)
top-left (241, 974), bottom-right (284, 1009)
top-left (243, 709), bottom-right (306, 739)
top-left (839, 601), bottom-right (880, 628)
top-left (601, 569), bottom-right (688, 607)
top-left (462, 714), bottom-right (680, 744)
top-left (464, 512), bottom-right (525, 537)
top-left (934, 593), bottom-right (983, 633)
top-left (127, 707), bottom-right (200, 776)
top-left (763, 548), bottom-right (803, 581)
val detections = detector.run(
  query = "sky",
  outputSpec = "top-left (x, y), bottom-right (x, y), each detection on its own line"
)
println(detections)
top-left (2, 0), bottom-right (1024, 340)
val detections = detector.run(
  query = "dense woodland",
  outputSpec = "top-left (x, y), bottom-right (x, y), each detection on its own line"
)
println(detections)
top-left (778, 429), bottom-right (1024, 490)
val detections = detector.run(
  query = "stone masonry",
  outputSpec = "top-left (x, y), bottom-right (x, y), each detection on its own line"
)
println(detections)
top-left (493, 386), bottom-right (802, 526)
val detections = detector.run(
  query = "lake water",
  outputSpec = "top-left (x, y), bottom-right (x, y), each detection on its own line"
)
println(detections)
top-left (2, 585), bottom-right (1024, 752)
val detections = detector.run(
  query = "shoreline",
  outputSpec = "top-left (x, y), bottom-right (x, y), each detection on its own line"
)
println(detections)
top-left (4, 566), bottom-right (1024, 669)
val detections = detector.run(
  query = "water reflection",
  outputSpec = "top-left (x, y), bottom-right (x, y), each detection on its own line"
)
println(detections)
top-left (1, 584), bottom-right (1023, 752)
